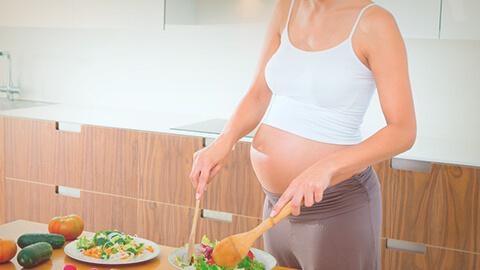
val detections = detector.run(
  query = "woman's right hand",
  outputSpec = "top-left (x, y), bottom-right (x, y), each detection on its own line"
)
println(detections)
top-left (190, 136), bottom-right (234, 199)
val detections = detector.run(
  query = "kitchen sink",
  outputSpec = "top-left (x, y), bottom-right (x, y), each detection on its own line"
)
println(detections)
top-left (0, 98), bottom-right (53, 111)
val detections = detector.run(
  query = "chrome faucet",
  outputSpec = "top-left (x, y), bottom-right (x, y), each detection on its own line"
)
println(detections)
top-left (0, 51), bottom-right (20, 100)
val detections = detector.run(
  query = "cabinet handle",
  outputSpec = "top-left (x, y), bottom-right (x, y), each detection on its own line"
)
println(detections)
top-left (203, 137), bottom-right (215, 147)
top-left (55, 185), bottom-right (81, 198)
top-left (386, 239), bottom-right (426, 254)
top-left (201, 209), bottom-right (233, 223)
top-left (55, 121), bottom-right (82, 133)
top-left (391, 158), bottom-right (432, 173)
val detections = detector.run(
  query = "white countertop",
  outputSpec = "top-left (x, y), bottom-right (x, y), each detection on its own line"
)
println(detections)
top-left (1, 102), bottom-right (479, 167)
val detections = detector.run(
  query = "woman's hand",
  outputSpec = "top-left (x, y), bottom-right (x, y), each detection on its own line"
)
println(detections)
top-left (190, 136), bottom-right (234, 199)
top-left (270, 164), bottom-right (333, 217)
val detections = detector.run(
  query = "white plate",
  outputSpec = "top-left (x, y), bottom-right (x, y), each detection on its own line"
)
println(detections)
top-left (64, 237), bottom-right (161, 265)
top-left (168, 245), bottom-right (277, 270)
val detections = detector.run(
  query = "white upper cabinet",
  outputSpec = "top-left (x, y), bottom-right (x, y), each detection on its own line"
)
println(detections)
top-left (375, 0), bottom-right (441, 39)
top-left (165, 0), bottom-right (275, 25)
top-left (440, 0), bottom-right (480, 40)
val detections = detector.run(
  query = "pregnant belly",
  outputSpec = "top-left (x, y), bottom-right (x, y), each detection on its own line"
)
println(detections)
top-left (250, 124), bottom-right (355, 194)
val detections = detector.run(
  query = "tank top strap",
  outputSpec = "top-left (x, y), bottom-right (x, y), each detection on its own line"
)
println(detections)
top-left (285, 0), bottom-right (295, 32)
top-left (348, 3), bottom-right (376, 39)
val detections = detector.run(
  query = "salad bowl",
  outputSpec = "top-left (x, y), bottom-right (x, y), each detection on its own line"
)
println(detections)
top-left (168, 236), bottom-right (277, 270)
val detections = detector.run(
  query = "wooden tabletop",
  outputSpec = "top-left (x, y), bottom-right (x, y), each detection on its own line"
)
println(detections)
top-left (0, 220), bottom-right (292, 270)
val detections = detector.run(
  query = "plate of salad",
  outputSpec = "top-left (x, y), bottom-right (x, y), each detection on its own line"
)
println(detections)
top-left (64, 230), bottom-right (160, 265)
top-left (168, 236), bottom-right (277, 270)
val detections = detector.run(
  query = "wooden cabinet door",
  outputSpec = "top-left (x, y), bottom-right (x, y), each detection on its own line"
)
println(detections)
top-left (375, 0), bottom-right (441, 39)
top-left (137, 200), bottom-right (264, 248)
top-left (381, 239), bottom-right (479, 270)
top-left (4, 179), bottom-right (82, 224)
top-left (4, 117), bottom-right (56, 184)
top-left (379, 160), bottom-right (480, 253)
top-left (204, 142), bottom-right (265, 218)
top-left (4, 117), bottom-right (85, 188)
top-left (137, 200), bottom-right (193, 247)
top-left (0, 117), bottom-right (4, 224)
top-left (82, 126), bottom-right (139, 197)
top-left (441, 0), bottom-right (480, 40)
top-left (138, 132), bottom-right (203, 207)
top-left (0, 180), bottom-right (5, 224)
top-left (81, 191), bottom-right (137, 235)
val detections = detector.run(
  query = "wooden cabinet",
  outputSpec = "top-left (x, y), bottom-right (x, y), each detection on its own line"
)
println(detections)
top-left (82, 191), bottom-right (138, 235)
top-left (441, 0), bottom-right (480, 40)
top-left (381, 239), bottom-right (479, 270)
top-left (137, 199), bottom-right (263, 248)
top-left (82, 126), bottom-right (139, 197)
top-left (137, 200), bottom-right (193, 247)
top-left (204, 142), bottom-right (265, 218)
top-left (4, 179), bottom-right (81, 224)
top-left (379, 162), bottom-right (480, 253)
top-left (4, 117), bottom-right (56, 184)
top-left (0, 117), bottom-right (4, 224)
top-left (375, 0), bottom-right (441, 39)
top-left (138, 132), bottom-right (203, 207)
top-left (4, 117), bottom-right (140, 197)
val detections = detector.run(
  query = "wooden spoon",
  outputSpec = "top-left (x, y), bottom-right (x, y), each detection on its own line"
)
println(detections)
top-left (185, 199), bottom-right (201, 264)
top-left (212, 201), bottom-right (292, 267)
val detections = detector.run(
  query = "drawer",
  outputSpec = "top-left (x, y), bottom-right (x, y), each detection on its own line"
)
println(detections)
top-left (375, 161), bottom-right (480, 253)
top-left (4, 117), bottom-right (140, 197)
top-left (81, 191), bottom-right (137, 235)
top-left (382, 239), bottom-right (479, 270)
top-left (138, 132), bottom-right (203, 207)
top-left (203, 142), bottom-right (265, 218)
top-left (4, 179), bottom-right (82, 224)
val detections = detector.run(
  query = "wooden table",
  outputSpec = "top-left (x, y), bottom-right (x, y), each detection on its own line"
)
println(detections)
top-left (0, 220), bottom-right (292, 270)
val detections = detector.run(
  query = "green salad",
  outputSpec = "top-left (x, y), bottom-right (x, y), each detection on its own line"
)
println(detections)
top-left (176, 236), bottom-right (265, 270)
top-left (76, 230), bottom-right (154, 260)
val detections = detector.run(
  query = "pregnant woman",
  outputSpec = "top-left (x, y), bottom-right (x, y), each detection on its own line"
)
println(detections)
top-left (190, 0), bottom-right (416, 269)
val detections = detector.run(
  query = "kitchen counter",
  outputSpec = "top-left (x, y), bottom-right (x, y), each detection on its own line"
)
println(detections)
top-left (0, 220), bottom-right (293, 270)
top-left (0, 102), bottom-right (478, 167)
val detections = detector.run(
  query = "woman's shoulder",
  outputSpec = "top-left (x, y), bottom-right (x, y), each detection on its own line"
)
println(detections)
top-left (360, 4), bottom-right (399, 36)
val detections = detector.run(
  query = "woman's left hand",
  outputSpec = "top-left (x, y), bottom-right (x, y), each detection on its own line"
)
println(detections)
top-left (270, 165), bottom-right (333, 217)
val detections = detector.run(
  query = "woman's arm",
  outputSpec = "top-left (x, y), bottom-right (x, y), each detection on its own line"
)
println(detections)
top-left (190, 1), bottom-right (292, 199)
top-left (271, 6), bottom-right (417, 216)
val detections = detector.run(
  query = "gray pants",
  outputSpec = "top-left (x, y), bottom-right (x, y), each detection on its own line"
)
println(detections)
top-left (263, 166), bottom-right (381, 270)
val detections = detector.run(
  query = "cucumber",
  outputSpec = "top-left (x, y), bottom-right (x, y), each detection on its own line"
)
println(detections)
top-left (17, 242), bottom-right (53, 268)
top-left (17, 233), bottom-right (65, 249)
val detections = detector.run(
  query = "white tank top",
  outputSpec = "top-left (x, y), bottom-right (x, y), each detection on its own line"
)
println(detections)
top-left (263, 1), bottom-right (377, 145)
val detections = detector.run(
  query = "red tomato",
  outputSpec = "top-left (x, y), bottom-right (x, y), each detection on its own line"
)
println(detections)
top-left (48, 215), bottom-right (84, 241)
top-left (207, 258), bottom-right (216, 265)
top-left (63, 265), bottom-right (77, 270)
top-left (247, 250), bottom-right (254, 260)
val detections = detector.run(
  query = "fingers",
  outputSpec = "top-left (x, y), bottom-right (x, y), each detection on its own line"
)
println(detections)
top-left (196, 168), bottom-right (211, 199)
top-left (209, 164), bottom-right (222, 179)
top-left (314, 185), bottom-right (324, 203)
top-left (270, 187), bottom-right (294, 217)
top-left (304, 185), bottom-right (314, 207)
top-left (291, 189), bottom-right (304, 216)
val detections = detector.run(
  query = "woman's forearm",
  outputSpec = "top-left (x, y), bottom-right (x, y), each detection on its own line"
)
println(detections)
top-left (217, 88), bottom-right (272, 149)
top-left (320, 122), bottom-right (416, 186)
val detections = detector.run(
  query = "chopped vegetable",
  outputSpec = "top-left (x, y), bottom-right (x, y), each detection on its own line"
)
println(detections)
top-left (76, 230), bottom-right (154, 261)
top-left (176, 235), bottom-right (265, 270)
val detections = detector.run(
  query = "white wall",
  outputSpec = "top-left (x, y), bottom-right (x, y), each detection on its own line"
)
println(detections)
top-left (0, 0), bottom-right (479, 145)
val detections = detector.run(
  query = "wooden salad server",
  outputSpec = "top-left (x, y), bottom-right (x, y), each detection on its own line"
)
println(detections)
top-left (185, 199), bottom-right (201, 263)
top-left (212, 201), bottom-right (293, 267)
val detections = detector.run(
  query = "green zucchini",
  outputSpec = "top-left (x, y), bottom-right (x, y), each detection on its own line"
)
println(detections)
top-left (17, 242), bottom-right (53, 268)
top-left (17, 233), bottom-right (65, 249)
